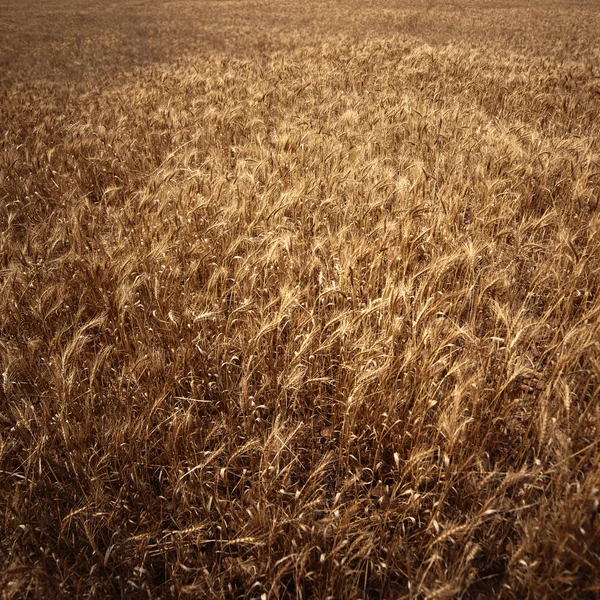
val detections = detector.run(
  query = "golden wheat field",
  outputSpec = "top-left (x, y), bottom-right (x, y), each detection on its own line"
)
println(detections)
top-left (1, 0), bottom-right (600, 598)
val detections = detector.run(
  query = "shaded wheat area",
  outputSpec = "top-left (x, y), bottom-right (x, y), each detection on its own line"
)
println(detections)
top-left (1, 1), bottom-right (600, 599)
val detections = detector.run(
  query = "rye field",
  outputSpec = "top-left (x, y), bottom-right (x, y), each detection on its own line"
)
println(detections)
top-left (1, 0), bottom-right (600, 598)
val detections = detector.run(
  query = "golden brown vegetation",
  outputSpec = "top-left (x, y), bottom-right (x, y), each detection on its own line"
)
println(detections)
top-left (1, 1), bottom-right (600, 598)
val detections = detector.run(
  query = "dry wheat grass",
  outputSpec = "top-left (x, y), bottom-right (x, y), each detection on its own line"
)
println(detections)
top-left (1, 2), bottom-right (600, 598)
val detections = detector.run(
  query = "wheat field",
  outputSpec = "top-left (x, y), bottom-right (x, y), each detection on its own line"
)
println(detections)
top-left (1, 1), bottom-right (600, 598)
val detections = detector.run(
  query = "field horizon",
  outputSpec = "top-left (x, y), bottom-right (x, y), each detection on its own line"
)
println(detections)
top-left (1, 1), bottom-right (600, 598)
